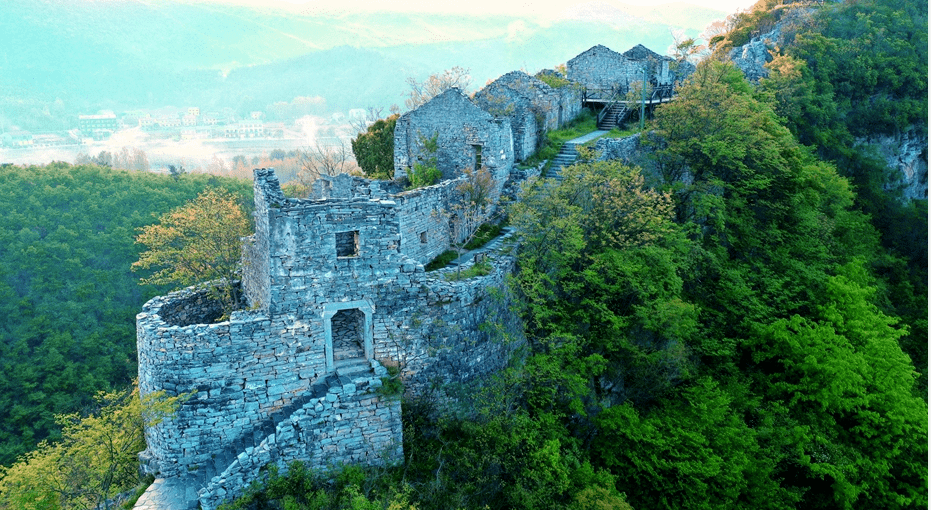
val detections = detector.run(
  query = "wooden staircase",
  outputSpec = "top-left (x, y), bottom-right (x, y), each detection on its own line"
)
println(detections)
top-left (597, 102), bottom-right (630, 130)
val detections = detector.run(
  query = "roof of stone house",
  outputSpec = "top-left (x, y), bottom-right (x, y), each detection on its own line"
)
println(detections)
top-left (568, 44), bottom-right (625, 63)
top-left (405, 87), bottom-right (475, 114)
top-left (622, 44), bottom-right (671, 61)
top-left (481, 71), bottom-right (555, 99)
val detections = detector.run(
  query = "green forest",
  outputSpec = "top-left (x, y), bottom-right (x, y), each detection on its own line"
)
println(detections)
top-left (0, 0), bottom-right (927, 508)
top-left (0, 164), bottom-right (252, 466)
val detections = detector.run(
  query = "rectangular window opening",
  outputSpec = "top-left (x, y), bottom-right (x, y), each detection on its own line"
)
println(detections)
top-left (473, 144), bottom-right (483, 170)
top-left (336, 230), bottom-right (360, 258)
top-left (420, 231), bottom-right (427, 244)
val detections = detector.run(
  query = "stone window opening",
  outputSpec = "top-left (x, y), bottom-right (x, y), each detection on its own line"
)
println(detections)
top-left (336, 230), bottom-right (360, 258)
top-left (473, 144), bottom-right (483, 170)
top-left (420, 231), bottom-right (427, 244)
top-left (322, 300), bottom-right (375, 372)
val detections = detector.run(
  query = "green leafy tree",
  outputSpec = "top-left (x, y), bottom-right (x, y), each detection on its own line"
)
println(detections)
top-left (510, 160), bottom-right (695, 407)
top-left (132, 187), bottom-right (252, 316)
top-left (747, 263), bottom-right (927, 509)
top-left (0, 386), bottom-right (185, 510)
top-left (351, 114), bottom-right (399, 180)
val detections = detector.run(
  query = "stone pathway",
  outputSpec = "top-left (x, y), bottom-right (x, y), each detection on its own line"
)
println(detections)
top-left (546, 130), bottom-right (608, 179)
top-left (133, 476), bottom-right (200, 510)
top-left (449, 227), bottom-right (516, 267)
top-left (567, 129), bottom-right (610, 145)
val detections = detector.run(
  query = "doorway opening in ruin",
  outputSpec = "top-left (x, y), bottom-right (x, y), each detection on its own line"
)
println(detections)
top-left (332, 308), bottom-right (365, 362)
top-left (323, 300), bottom-right (374, 372)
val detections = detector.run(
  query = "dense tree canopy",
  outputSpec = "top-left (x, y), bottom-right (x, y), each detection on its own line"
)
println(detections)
top-left (351, 114), bottom-right (399, 180)
top-left (0, 163), bottom-right (251, 467)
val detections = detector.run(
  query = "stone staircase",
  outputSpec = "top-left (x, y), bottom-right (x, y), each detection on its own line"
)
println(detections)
top-left (545, 142), bottom-right (580, 180)
top-left (134, 358), bottom-right (379, 510)
top-left (597, 102), bottom-right (630, 130)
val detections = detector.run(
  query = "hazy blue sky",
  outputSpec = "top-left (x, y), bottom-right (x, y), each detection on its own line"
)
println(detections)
top-left (207, 0), bottom-right (758, 17)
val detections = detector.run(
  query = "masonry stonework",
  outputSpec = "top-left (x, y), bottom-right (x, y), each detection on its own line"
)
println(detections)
top-left (138, 167), bottom-right (525, 509)
top-left (473, 71), bottom-right (581, 162)
top-left (393, 88), bottom-right (514, 182)
top-left (568, 44), bottom-right (692, 98)
top-left (137, 44), bottom-right (674, 508)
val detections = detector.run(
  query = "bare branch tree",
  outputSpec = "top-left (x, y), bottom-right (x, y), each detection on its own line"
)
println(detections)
top-left (349, 106), bottom-right (386, 134)
top-left (404, 66), bottom-right (472, 111)
top-left (297, 139), bottom-right (358, 192)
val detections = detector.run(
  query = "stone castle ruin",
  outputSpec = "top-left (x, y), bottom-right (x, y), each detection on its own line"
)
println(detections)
top-left (568, 44), bottom-right (694, 100)
top-left (136, 43), bottom-right (684, 509)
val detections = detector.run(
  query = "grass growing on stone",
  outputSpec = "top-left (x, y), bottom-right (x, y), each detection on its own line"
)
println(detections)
top-left (425, 250), bottom-right (458, 271)
top-left (444, 261), bottom-right (493, 281)
top-left (463, 222), bottom-right (505, 250)
top-left (377, 365), bottom-right (404, 398)
top-left (520, 110), bottom-right (598, 169)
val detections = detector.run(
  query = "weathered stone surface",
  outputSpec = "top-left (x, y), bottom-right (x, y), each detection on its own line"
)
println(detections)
top-left (857, 126), bottom-right (929, 201)
top-left (137, 167), bottom-right (526, 508)
top-left (393, 88), bottom-right (514, 183)
top-left (568, 44), bottom-right (689, 97)
top-left (473, 71), bottom-right (582, 162)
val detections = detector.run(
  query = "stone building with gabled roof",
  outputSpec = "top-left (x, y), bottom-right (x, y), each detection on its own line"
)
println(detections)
top-left (568, 44), bottom-right (693, 99)
top-left (393, 87), bottom-right (513, 185)
top-left (473, 71), bottom-right (558, 162)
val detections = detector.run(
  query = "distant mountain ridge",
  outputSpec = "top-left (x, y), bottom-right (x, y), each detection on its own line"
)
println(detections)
top-left (0, 0), bottom-right (726, 130)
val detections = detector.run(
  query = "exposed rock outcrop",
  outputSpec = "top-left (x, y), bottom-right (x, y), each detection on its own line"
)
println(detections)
top-left (858, 127), bottom-right (929, 201)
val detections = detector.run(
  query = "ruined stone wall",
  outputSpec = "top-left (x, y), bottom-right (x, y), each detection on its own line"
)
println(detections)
top-left (404, 232), bottom-right (525, 399)
top-left (568, 45), bottom-right (642, 93)
top-left (393, 88), bottom-right (514, 182)
top-left (569, 44), bottom-right (687, 96)
top-left (138, 295), bottom-right (319, 478)
top-left (473, 84), bottom-right (538, 162)
top-left (241, 169), bottom-right (283, 310)
top-left (396, 178), bottom-right (460, 266)
top-left (556, 84), bottom-right (584, 127)
top-left (474, 71), bottom-right (575, 162)
top-left (198, 364), bottom-right (402, 510)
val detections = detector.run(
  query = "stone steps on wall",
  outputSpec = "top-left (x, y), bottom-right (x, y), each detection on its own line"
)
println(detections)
top-left (546, 142), bottom-right (579, 180)
top-left (150, 361), bottom-right (383, 509)
top-left (194, 359), bottom-right (386, 508)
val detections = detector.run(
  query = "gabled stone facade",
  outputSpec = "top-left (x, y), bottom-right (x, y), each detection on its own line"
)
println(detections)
top-left (473, 71), bottom-right (583, 162)
top-left (568, 44), bottom-right (692, 98)
top-left (393, 88), bottom-right (514, 183)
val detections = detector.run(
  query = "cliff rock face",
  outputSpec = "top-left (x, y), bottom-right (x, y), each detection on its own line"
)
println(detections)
top-left (727, 31), bottom-right (776, 83)
top-left (858, 127), bottom-right (929, 201)
top-left (725, 5), bottom-right (816, 83)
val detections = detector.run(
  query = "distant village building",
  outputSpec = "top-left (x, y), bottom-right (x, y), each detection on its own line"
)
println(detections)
top-left (31, 133), bottom-right (70, 147)
top-left (78, 112), bottom-right (118, 140)
top-left (1, 130), bottom-right (34, 147)
top-left (187, 106), bottom-right (201, 117)
top-left (158, 116), bottom-right (182, 129)
top-left (238, 120), bottom-right (264, 138)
